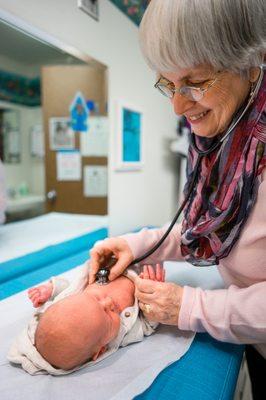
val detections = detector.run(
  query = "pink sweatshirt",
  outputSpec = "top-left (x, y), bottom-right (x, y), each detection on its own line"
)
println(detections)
top-left (123, 168), bottom-right (266, 358)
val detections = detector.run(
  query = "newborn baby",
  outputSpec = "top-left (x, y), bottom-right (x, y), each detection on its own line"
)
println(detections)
top-left (8, 263), bottom-right (164, 375)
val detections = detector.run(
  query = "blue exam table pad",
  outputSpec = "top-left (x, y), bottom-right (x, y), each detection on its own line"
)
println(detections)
top-left (0, 227), bottom-right (108, 300)
top-left (0, 231), bottom-right (244, 399)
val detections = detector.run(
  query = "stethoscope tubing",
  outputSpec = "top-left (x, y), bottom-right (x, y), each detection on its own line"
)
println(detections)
top-left (129, 154), bottom-right (202, 266)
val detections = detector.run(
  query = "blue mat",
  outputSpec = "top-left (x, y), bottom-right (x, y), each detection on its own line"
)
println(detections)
top-left (0, 227), bottom-right (108, 299)
top-left (135, 332), bottom-right (244, 400)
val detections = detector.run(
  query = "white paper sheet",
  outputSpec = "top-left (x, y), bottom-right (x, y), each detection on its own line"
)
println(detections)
top-left (30, 124), bottom-right (44, 158)
top-left (80, 117), bottom-right (108, 156)
top-left (56, 151), bottom-right (81, 181)
top-left (83, 165), bottom-right (108, 197)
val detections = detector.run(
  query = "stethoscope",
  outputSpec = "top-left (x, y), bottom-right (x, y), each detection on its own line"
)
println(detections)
top-left (96, 66), bottom-right (264, 284)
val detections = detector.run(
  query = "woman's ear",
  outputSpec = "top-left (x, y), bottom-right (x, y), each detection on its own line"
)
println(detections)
top-left (249, 67), bottom-right (261, 83)
top-left (91, 345), bottom-right (107, 361)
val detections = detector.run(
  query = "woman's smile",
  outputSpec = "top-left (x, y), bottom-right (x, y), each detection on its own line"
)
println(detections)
top-left (186, 110), bottom-right (210, 124)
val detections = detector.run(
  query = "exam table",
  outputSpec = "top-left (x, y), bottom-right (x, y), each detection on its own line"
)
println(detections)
top-left (0, 219), bottom-right (244, 399)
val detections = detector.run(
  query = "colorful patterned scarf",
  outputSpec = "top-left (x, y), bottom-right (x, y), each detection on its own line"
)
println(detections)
top-left (181, 70), bottom-right (266, 266)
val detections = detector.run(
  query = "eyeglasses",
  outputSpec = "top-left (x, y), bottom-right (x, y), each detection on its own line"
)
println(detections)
top-left (154, 74), bottom-right (219, 102)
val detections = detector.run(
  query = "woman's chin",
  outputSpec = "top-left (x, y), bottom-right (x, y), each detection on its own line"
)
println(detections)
top-left (192, 125), bottom-right (219, 138)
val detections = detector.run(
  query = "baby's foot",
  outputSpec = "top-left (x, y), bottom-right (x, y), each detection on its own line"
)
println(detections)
top-left (28, 282), bottom-right (53, 307)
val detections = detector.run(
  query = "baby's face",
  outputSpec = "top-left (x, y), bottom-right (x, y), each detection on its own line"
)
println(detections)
top-left (83, 275), bottom-right (135, 345)
top-left (85, 275), bottom-right (135, 313)
top-left (83, 290), bottom-right (121, 346)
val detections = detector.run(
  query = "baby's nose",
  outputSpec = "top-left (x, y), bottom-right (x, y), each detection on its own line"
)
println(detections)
top-left (100, 296), bottom-right (114, 310)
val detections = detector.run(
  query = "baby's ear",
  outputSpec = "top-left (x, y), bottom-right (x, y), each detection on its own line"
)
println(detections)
top-left (91, 345), bottom-right (107, 361)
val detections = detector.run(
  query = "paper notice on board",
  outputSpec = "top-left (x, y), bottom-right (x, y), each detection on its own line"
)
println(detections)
top-left (80, 117), bottom-right (108, 156)
top-left (56, 151), bottom-right (81, 181)
top-left (31, 124), bottom-right (44, 158)
top-left (83, 165), bottom-right (107, 197)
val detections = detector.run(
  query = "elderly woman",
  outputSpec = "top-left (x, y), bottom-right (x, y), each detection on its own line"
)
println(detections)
top-left (90, 0), bottom-right (265, 397)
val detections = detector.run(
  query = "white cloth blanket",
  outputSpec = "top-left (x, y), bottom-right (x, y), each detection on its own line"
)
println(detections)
top-left (1, 264), bottom-right (195, 399)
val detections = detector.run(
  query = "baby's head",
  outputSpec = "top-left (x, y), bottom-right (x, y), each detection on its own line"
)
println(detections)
top-left (35, 289), bottom-right (121, 370)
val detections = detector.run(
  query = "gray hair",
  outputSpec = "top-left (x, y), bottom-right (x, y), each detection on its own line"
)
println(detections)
top-left (139, 0), bottom-right (266, 74)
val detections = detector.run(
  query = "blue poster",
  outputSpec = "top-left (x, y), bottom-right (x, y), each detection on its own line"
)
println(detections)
top-left (69, 92), bottom-right (89, 132)
top-left (122, 108), bottom-right (141, 162)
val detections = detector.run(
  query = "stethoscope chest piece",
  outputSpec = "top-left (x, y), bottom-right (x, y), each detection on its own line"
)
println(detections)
top-left (96, 268), bottom-right (110, 285)
top-left (95, 256), bottom-right (117, 285)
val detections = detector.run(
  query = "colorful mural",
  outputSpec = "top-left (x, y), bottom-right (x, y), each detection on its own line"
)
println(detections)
top-left (109, 0), bottom-right (149, 25)
top-left (0, 70), bottom-right (40, 107)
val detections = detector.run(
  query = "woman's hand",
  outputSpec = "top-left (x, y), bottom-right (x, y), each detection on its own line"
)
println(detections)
top-left (28, 282), bottom-right (53, 308)
top-left (89, 237), bottom-right (134, 284)
top-left (135, 278), bottom-right (183, 325)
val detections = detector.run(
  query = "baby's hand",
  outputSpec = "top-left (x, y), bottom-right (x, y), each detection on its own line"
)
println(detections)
top-left (139, 264), bottom-right (165, 282)
top-left (28, 282), bottom-right (53, 307)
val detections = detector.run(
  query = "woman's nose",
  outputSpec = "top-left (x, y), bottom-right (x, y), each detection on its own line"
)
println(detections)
top-left (171, 93), bottom-right (194, 116)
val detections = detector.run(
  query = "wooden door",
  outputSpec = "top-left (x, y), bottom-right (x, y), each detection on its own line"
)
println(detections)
top-left (42, 65), bottom-right (108, 215)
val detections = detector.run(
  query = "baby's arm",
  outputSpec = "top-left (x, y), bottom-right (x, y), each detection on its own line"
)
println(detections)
top-left (139, 263), bottom-right (165, 282)
top-left (28, 283), bottom-right (53, 308)
top-left (28, 276), bottom-right (70, 308)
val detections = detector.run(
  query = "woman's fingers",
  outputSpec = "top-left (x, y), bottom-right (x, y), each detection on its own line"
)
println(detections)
top-left (89, 246), bottom-right (112, 284)
top-left (89, 237), bottom-right (133, 284)
top-left (135, 288), bottom-right (155, 303)
top-left (108, 253), bottom-right (132, 281)
top-left (135, 276), bottom-right (156, 292)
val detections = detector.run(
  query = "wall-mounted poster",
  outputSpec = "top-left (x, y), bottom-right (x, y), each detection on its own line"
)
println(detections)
top-left (83, 165), bottom-right (107, 197)
top-left (30, 124), bottom-right (44, 158)
top-left (49, 117), bottom-right (75, 150)
top-left (116, 101), bottom-right (143, 171)
top-left (80, 116), bottom-right (109, 156)
top-left (69, 91), bottom-right (89, 132)
top-left (56, 150), bottom-right (81, 181)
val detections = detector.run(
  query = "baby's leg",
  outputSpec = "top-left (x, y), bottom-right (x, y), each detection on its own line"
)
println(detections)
top-left (28, 282), bottom-right (53, 308)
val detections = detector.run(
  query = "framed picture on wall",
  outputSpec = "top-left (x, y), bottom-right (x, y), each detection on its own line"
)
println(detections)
top-left (49, 117), bottom-right (75, 151)
top-left (77, 0), bottom-right (99, 21)
top-left (116, 101), bottom-right (143, 171)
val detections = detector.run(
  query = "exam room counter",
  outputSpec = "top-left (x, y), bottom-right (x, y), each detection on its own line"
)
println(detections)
top-left (0, 214), bottom-right (244, 400)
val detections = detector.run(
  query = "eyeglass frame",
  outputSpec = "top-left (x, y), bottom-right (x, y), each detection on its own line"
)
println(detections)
top-left (154, 72), bottom-right (220, 101)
